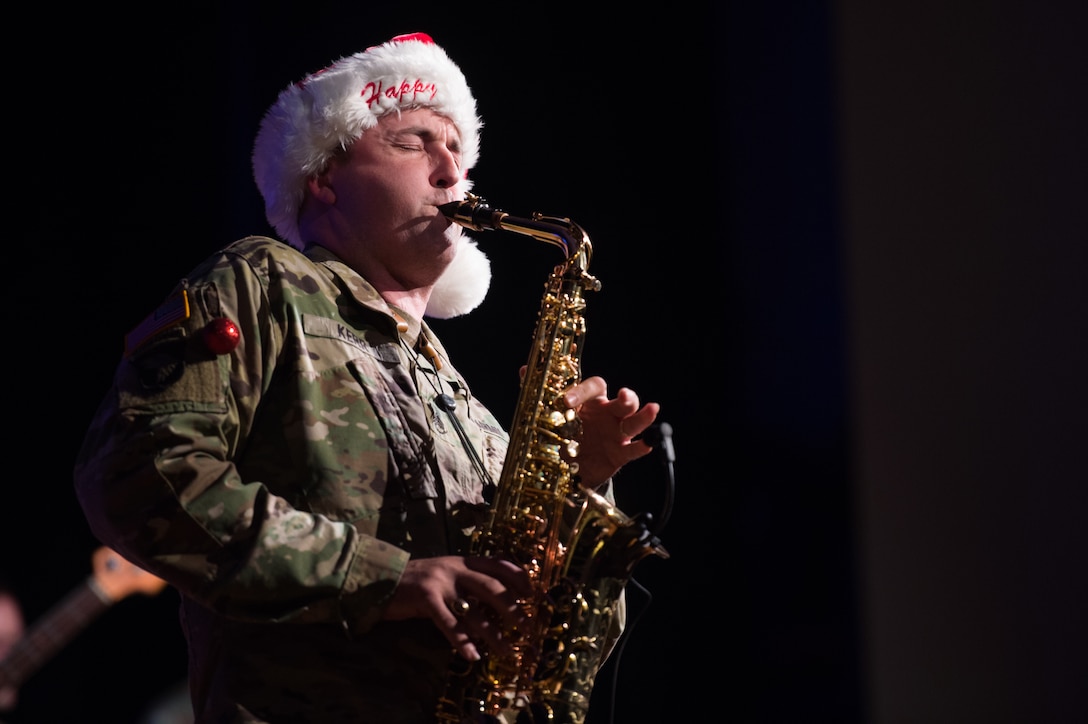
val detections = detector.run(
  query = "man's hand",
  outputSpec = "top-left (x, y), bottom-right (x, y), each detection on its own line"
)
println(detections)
top-left (563, 376), bottom-right (660, 488)
top-left (382, 556), bottom-right (532, 662)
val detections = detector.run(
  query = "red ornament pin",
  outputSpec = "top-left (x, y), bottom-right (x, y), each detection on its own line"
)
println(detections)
top-left (202, 317), bottom-right (240, 355)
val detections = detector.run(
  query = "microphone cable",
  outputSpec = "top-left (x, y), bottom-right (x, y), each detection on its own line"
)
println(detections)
top-left (598, 420), bottom-right (676, 724)
top-left (641, 421), bottom-right (676, 537)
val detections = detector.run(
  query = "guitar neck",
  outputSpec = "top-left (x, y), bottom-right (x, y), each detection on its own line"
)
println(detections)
top-left (0, 577), bottom-right (112, 690)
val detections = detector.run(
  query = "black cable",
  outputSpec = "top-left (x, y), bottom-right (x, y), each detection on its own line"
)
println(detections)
top-left (601, 576), bottom-right (652, 724)
top-left (596, 421), bottom-right (675, 724)
top-left (641, 422), bottom-right (676, 536)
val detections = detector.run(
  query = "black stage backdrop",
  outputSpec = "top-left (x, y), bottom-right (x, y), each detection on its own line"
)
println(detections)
top-left (4, 2), bottom-right (1084, 723)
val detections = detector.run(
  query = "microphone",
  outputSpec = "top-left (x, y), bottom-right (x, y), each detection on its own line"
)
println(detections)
top-left (644, 422), bottom-right (675, 464)
top-left (641, 422), bottom-right (675, 536)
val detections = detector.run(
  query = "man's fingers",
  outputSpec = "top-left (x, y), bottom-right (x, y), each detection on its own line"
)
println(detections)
top-left (463, 556), bottom-right (533, 599)
top-left (434, 595), bottom-right (481, 662)
top-left (621, 402), bottom-right (662, 441)
top-left (561, 376), bottom-right (608, 409)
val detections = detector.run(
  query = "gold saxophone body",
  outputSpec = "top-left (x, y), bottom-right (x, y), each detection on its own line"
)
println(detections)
top-left (436, 194), bottom-right (669, 724)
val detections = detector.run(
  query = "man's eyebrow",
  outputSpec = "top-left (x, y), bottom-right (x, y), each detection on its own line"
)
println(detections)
top-left (394, 125), bottom-right (462, 150)
top-left (394, 124), bottom-right (436, 138)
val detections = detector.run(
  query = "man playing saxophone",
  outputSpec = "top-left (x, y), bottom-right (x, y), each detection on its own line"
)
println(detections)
top-left (73, 32), bottom-right (660, 724)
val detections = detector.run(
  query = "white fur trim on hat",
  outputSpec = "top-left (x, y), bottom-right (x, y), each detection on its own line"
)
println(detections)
top-left (426, 235), bottom-right (491, 319)
top-left (251, 32), bottom-right (490, 318)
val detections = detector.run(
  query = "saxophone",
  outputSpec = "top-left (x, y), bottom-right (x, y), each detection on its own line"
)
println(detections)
top-left (436, 194), bottom-right (669, 724)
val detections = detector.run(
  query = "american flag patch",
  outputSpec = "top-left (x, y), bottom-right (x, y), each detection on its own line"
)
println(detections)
top-left (124, 290), bottom-right (191, 356)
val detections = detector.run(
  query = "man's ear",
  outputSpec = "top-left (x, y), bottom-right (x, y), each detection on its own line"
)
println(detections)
top-left (306, 172), bottom-right (336, 205)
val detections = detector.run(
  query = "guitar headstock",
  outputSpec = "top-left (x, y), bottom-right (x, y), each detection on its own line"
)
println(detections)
top-left (90, 547), bottom-right (167, 602)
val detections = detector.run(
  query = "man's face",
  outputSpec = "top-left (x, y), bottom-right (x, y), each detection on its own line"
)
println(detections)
top-left (320, 107), bottom-right (465, 271)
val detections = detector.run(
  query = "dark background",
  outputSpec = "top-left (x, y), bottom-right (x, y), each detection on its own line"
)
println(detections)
top-left (4, 2), bottom-right (1085, 723)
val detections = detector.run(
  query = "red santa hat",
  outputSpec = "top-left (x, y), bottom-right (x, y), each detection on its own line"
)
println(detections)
top-left (252, 32), bottom-right (489, 318)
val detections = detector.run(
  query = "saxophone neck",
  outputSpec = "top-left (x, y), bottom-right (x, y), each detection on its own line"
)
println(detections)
top-left (440, 193), bottom-right (594, 271)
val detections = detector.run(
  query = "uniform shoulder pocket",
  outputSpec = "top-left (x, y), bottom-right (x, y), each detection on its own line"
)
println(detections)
top-left (116, 323), bottom-right (227, 413)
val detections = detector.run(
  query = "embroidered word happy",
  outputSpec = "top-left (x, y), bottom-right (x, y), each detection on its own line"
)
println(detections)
top-left (362, 79), bottom-right (439, 108)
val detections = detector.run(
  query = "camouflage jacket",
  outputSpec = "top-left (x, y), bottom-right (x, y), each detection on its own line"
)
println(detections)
top-left (73, 236), bottom-right (512, 722)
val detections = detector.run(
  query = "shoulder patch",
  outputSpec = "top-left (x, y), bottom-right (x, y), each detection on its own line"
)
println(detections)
top-left (124, 290), bottom-right (191, 357)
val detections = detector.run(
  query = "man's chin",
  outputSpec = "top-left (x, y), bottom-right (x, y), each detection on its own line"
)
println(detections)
top-left (443, 222), bottom-right (463, 245)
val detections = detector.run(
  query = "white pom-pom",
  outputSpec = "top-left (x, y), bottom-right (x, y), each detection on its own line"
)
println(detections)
top-left (424, 238), bottom-right (491, 319)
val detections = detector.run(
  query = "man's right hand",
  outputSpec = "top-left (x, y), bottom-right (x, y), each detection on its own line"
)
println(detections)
top-left (381, 555), bottom-right (532, 662)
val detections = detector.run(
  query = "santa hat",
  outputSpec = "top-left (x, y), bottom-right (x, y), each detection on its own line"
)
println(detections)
top-left (252, 32), bottom-right (489, 318)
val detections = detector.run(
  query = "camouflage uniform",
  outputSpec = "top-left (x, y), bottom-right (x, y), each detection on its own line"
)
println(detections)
top-left (73, 236), bottom-right (511, 723)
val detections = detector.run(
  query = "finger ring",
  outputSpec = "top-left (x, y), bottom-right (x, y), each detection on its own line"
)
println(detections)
top-left (449, 597), bottom-right (470, 617)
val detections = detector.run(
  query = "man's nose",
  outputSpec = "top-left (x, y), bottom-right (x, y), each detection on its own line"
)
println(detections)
top-left (431, 148), bottom-right (461, 188)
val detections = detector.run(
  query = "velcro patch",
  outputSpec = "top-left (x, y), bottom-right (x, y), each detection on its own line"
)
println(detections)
top-left (124, 290), bottom-right (191, 357)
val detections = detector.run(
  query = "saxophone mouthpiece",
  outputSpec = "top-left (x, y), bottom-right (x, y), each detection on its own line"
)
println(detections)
top-left (439, 193), bottom-right (505, 232)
